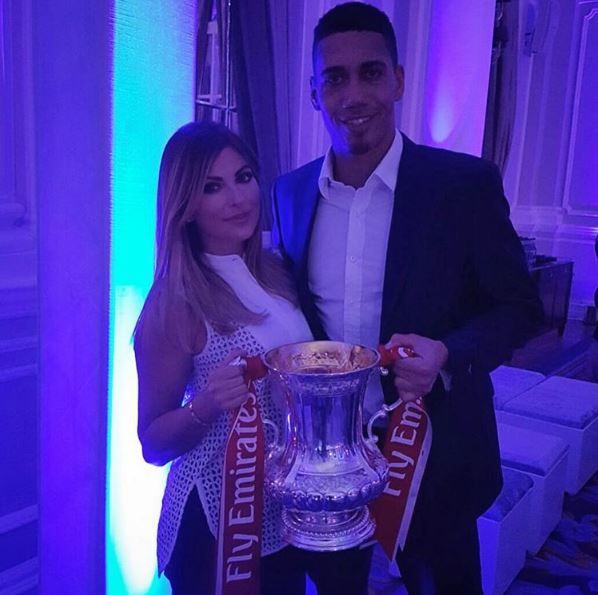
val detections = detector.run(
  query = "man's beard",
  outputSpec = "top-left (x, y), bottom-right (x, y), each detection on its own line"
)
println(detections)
top-left (347, 139), bottom-right (371, 155)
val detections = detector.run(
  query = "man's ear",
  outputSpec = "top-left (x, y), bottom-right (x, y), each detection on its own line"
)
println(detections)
top-left (310, 76), bottom-right (321, 111)
top-left (393, 65), bottom-right (405, 101)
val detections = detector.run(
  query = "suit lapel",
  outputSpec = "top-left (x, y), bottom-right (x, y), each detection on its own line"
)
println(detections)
top-left (290, 162), bottom-right (322, 291)
top-left (287, 159), bottom-right (327, 339)
top-left (380, 136), bottom-right (422, 341)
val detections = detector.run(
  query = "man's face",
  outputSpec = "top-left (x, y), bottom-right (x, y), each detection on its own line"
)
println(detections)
top-left (311, 31), bottom-right (404, 158)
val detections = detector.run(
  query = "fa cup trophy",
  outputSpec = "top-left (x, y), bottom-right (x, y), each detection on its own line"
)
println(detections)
top-left (263, 340), bottom-right (391, 551)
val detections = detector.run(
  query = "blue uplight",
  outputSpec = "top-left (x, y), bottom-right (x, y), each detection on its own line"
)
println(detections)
top-left (108, 1), bottom-right (197, 592)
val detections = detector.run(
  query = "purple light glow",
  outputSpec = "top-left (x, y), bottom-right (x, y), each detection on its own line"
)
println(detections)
top-left (422, 0), bottom-right (495, 155)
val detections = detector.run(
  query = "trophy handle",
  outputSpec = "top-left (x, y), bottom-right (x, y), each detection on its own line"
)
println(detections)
top-left (366, 397), bottom-right (402, 444)
top-left (263, 417), bottom-right (280, 450)
top-left (367, 342), bottom-right (420, 444)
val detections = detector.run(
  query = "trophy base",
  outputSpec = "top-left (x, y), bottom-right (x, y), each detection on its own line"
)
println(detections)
top-left (282, 506), bottom-right (375, 551)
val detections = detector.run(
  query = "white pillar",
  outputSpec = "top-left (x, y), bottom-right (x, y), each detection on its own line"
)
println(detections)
top-left (107, 1), bottom-right (197, 593)
top-left (35, 1), bottom-right (111, 592)
top-left (36, 1), bottom-right (197, 593)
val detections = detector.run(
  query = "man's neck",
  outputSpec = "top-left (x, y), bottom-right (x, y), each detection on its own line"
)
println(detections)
top-left (332, 134), bottom-right (395, 189)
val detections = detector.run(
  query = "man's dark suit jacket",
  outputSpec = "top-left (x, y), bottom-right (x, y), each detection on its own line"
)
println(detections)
top-left (271, 134), bottom-right (543, 543)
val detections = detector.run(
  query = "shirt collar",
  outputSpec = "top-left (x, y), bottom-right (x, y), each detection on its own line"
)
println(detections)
top-left (318, 130), bottom-right (403, 197)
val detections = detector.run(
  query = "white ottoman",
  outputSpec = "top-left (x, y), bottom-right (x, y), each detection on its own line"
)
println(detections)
top-left (491, 365), bottom-right (545, 410)
top-left (497, 423), bottom-right (568, 554)
top-left (478, 468), bottom-right (534, 595)
top-left (498, 376), bottom-right (598, 495)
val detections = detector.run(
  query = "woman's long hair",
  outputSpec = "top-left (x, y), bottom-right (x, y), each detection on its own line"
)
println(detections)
top-left (137, 121), bottom-right (296, 351)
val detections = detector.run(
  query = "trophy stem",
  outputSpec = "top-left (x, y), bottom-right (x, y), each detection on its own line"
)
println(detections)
top-left (282, 507), bottom-right (375, 551)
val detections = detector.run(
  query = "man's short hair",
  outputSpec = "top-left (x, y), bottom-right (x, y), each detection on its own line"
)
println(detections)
top-left (312, 2), bottom-right (398, 68)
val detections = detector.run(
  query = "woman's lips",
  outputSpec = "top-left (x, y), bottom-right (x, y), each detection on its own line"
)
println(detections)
top-left (224, 212), bottom-right (251, 223)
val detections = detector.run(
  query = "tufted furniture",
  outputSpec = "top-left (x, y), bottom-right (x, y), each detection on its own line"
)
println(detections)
top-left (498, 376), bottom-right (598, 495)
top-left (496, 423), bottom-right (569, 554)
top-left (478, 467), bottom-right (534, 595)
top-left (491, 365), bottom-right (546, 410)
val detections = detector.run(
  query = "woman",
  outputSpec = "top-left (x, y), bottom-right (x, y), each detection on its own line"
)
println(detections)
top-left (135, 121), bottom-right (312, 594)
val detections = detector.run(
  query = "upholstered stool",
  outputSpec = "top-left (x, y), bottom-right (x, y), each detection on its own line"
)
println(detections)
top-left (478, 468), bottom-right (534, 595)
top-left (497, 423), bottom-right (568, 554)
top-left (498, 376), bottom-right (598, 495)
top-left (490, 365), bottom-right (546, 409)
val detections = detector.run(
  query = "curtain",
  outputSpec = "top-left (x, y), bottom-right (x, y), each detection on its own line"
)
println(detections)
top-left (482, 0), bottom-right (519, 173)
top-left (230, 0), bottom-right (304, 226)
top-left (195, 0), bottom-right (216, 121)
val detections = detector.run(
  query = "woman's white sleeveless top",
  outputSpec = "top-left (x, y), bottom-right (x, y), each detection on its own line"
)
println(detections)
top-left (157, 254), bottom-right (312, 573)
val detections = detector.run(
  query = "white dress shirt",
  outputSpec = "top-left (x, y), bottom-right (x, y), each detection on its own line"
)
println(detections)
top-left (309, 131), bottom-right (403, 419)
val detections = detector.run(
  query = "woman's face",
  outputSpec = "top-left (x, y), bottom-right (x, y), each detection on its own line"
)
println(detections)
top-left (192, 147), bottom-right (260, 255)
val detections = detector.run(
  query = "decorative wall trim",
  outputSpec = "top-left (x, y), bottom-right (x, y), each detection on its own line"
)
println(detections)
top-left (511, 205), bottom-right (566, 229)
top-left (0, 336), bottom-right (37, 355)
top-left (0, 0), bottom-right (36, 226)
top-left (0, 558), bottom-right (38, 594)
top-left (568, 302), bottom-right (591, 321)
top-left (0, 204), bottom-right (26, 231)
top-left (553, 224), bottom-right (598, 242)
top-left (512, 205), bottom-right (597, 234)
top-left (0, 364), bottom-right (37, 383)
top-left (505, 43), bottom-right (536, 208)
top-left (0, 285), bottom-right (37, 317)
top-left (562, 4), bottom-right (598, 214)
top-left (0, 0), bottom-right (37, 299)
top-left (0, 505), bottom-right (37, 535)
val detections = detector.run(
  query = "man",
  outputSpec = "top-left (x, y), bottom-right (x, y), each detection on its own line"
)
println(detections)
top-left (272, 3), bottom-right (543, 594)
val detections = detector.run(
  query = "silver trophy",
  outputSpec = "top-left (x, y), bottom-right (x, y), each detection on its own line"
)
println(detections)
top-left (263, 340), bottom-right (391, 551)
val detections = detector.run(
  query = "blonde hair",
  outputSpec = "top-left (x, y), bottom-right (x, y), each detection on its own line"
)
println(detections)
top-left (137, 121), bottom-right (297, 351)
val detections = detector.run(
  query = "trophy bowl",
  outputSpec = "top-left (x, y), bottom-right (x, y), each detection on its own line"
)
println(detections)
top-left (263, 341), bottom-right (389, 551)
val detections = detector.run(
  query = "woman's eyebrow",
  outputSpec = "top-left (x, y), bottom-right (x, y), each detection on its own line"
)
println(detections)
top-left (234, 164), bottom-right (251, 175)
top-left (205, 165), bottom-right (251, 181)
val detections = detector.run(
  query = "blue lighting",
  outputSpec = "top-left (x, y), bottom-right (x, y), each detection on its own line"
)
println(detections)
top-left (108, 1), bottom-right (196, 592)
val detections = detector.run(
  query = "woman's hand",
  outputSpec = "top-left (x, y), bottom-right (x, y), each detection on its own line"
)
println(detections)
top-left (193, 349), bottom-right (252, 422)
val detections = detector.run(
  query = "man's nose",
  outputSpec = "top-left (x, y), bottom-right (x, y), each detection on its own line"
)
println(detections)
top-left (341, 77), bottom-right (368, 108)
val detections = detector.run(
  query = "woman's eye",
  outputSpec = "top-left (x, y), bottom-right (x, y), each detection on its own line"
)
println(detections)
top-left (237, 170), bottom-right (254, 184)
top-left (203, 182), bottom-right (221, 194)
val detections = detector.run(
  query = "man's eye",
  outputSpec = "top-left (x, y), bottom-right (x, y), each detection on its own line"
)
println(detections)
top-left (363, 68), bottom-right (382, 81)
top-left (203, 182), bottom-right (221, 194)
top-left (237, 170), bottom-right (254, 184)
top-left (324, 73), bottom-right (344, 86)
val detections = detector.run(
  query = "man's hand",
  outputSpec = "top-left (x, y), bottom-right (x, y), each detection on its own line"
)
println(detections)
top-left (387, 333), bottom-right (449, 402)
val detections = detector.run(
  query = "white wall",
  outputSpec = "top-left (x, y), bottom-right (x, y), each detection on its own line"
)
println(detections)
top-left (508, 0), bottom-right (598, 313)
top-left (0, 0), bottom-right (36, 291)
top-left (0, 1), bottom-right (38, 591)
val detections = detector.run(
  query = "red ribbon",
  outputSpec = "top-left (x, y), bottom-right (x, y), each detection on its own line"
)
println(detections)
top-left (370, 343), bottom-right (433, 561)
top-left (215, 344), bottom-right (431, 590)
top-left (215, 359), bottom-right (267, 595)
